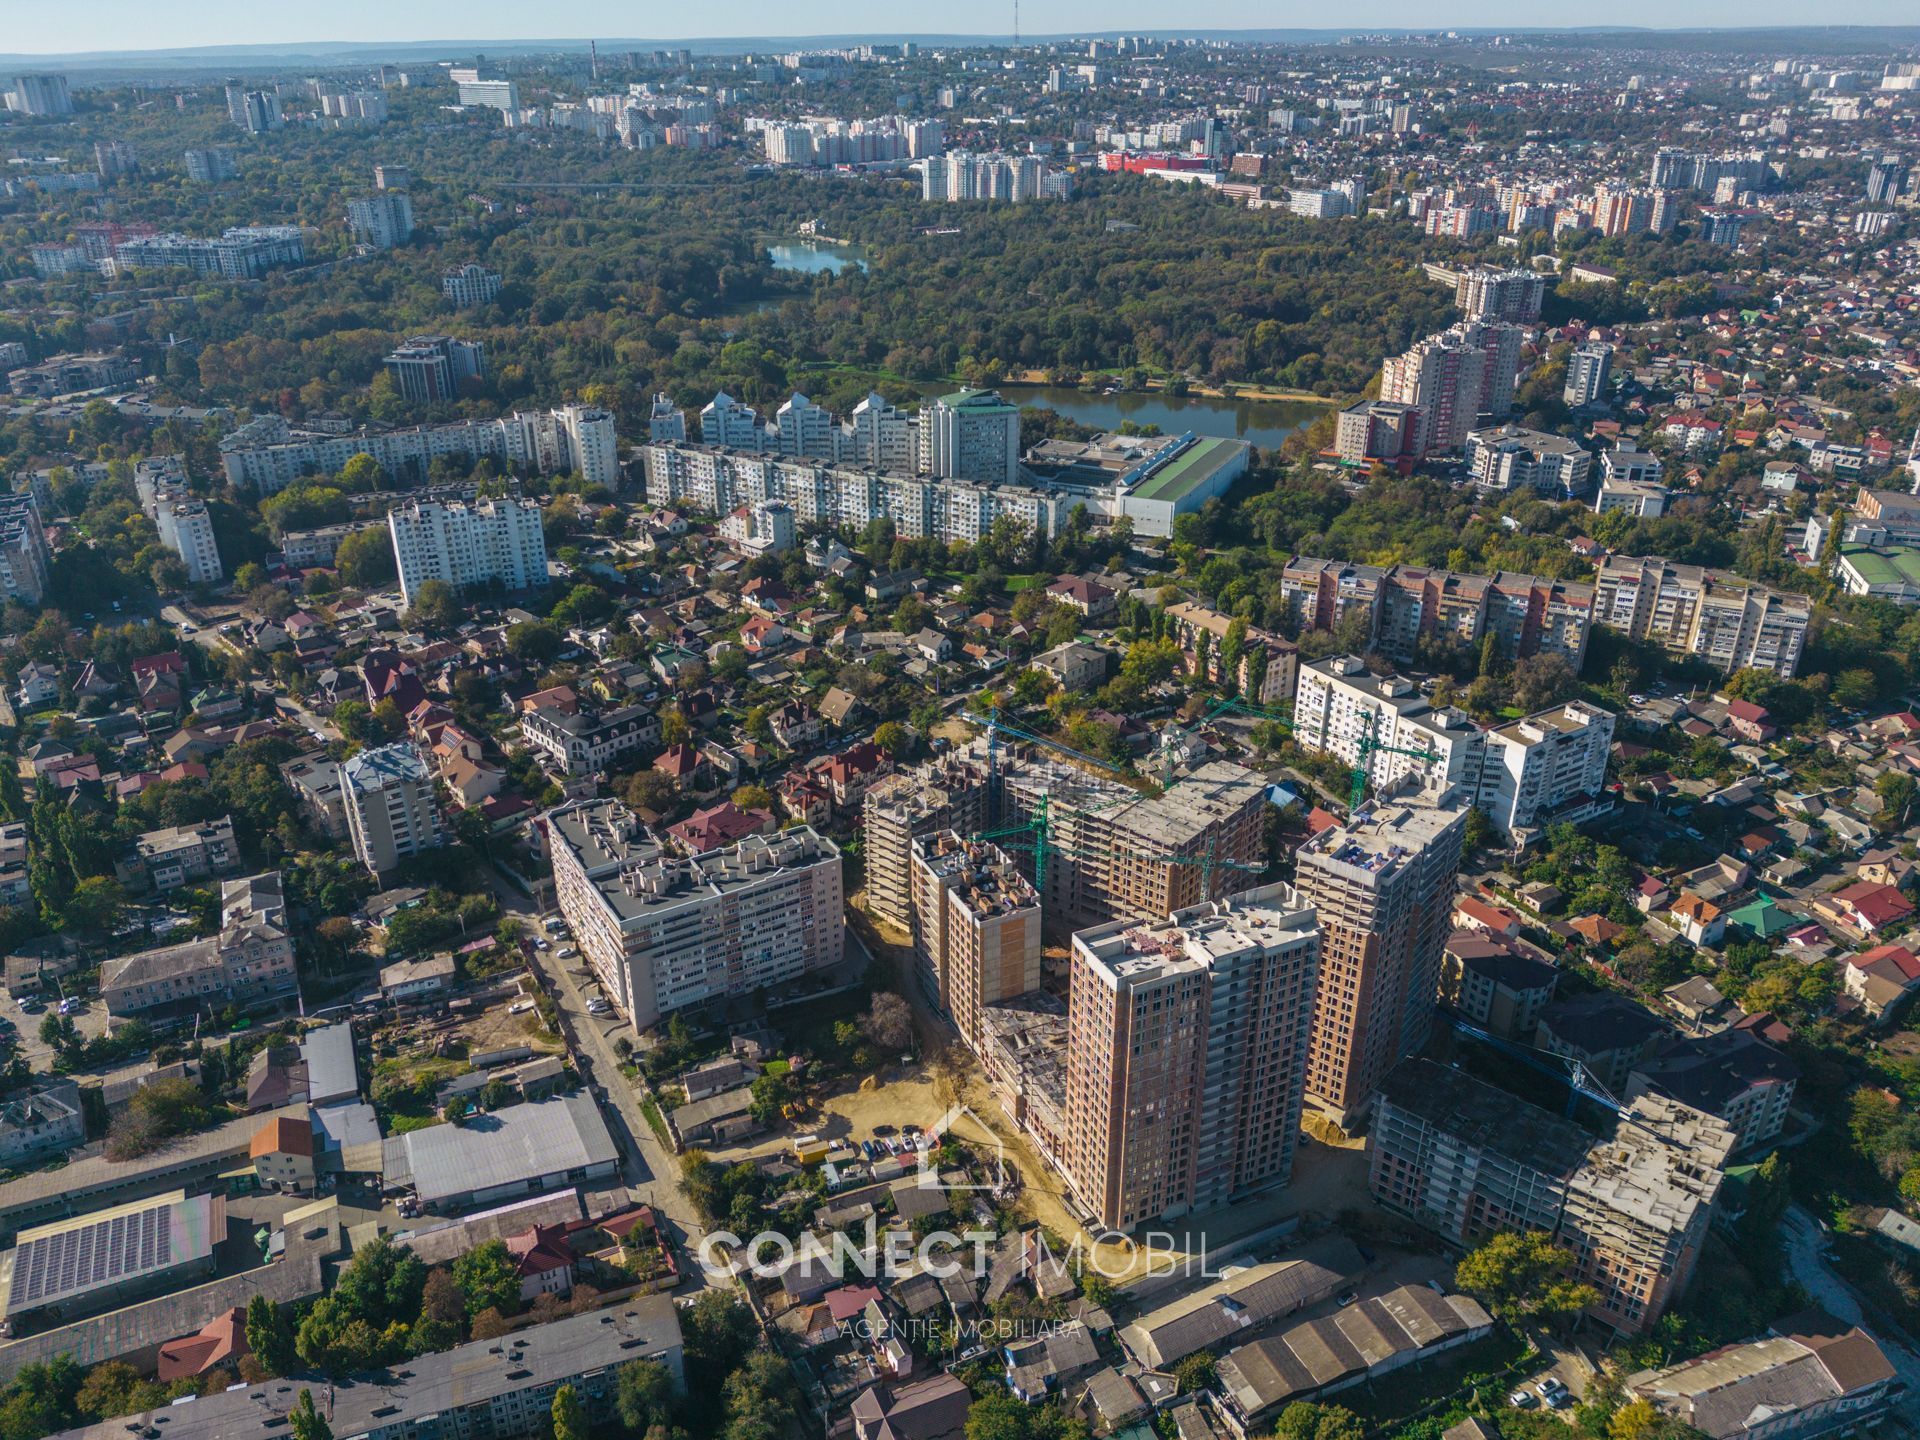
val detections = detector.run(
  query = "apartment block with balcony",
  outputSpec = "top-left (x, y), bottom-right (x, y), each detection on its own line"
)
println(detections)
top-left (548, 799), bottom-right (844, 1034)
top-left (1296, 800), bottom-right (1467, 1127)
top-left (1062, 883), bottom-right (1320, 1231)
top-left (909, 831), bottom-right (1040, 1049)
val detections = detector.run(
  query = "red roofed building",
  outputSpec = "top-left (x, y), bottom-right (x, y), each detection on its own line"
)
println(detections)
top-left (1453, 895), bottom-right (1522, 940)
top-left (1727, 699), bottom-right (1776, 743)
top-left (669, 802), bottom-right (775, 854)
top-left (506, 1223), bottom-right (576, 1302)
top-left (250, 1115), bottom-right (315, 1190)
top-left (653, 743), bottom-right (708, 792)
top-left (1832, 881), bottom-right (1915, 935)
top-left (814, 742), bottom-right (892, 813)
top-left (156, 1306), bottom-right (250, 1382)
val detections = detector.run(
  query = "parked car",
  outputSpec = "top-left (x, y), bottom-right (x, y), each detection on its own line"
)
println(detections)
top-left (1508, 1393), bottom-right (1537, 1410)
top-left (508, 1000), bottom-right (535, 1015)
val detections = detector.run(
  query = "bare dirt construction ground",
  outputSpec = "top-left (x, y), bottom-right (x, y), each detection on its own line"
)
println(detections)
top-left (931, 718), bottom-right (975, 746)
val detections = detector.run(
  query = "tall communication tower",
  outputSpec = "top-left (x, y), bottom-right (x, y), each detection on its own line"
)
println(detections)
top-left (1013, 0), bottom-right (1020, 47)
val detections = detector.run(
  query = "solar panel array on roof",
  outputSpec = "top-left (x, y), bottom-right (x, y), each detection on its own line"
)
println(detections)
top-left (15, 1205), bottom-right (172, 1307)
top-left (1, 1191), bottom-right (221, 1319)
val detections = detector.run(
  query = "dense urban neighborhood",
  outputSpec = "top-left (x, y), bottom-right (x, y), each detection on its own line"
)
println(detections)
top-left (0, 16), bottom-right (1916, 1440)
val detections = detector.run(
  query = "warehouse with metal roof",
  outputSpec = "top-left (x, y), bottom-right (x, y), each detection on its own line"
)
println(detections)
top-left (380, 1092), bottom-right (618, 1212)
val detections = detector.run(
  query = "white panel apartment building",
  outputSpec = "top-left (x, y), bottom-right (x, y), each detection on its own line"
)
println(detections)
top-left (1592, 556), bottom-right (1810, 677)
top-left (389, 496), bottom-right (548, 604)
top-left (1478, 702), bottom-right (1615, 845)
top-left (640, 443), bottom-right (1069, 547)
top-left (548, 799), bottom-right (845, 1033)
top-left (341, 743), bottom-right (446, 877)
top-left (1293, 656), bottom-right (1486, 803)
top-left (1296, 659), bottom-right (1615, 843)
top-left (134, 457), bottom-right (223, 585)
top-left (219, 406), bottom-right (619, 495)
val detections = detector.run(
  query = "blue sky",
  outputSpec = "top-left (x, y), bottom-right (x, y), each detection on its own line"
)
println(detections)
top-left (2, 0), bottom-right (1913, 54)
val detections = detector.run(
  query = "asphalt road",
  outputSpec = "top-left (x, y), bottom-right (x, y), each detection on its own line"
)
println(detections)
top-left (483, 864), bottom-right (725, 1286)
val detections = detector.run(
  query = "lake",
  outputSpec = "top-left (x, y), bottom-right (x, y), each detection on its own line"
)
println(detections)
top-left (767, 241), bottom-right (870, 276)
top-left (993, 384), bottom-right (1329, 451)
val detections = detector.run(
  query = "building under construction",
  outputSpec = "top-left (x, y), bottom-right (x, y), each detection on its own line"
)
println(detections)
top-left (863, 739), bottom-right (1269, 949)
top-left (909, 830), bottom-right (1041, 1052)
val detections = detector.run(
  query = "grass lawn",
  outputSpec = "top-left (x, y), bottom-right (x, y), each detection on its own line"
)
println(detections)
top-left (1003, 573), bottom-right (1050, 593)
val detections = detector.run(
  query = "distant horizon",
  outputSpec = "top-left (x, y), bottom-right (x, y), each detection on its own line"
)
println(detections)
top-left (4, 8), bottom-right (1920, 63)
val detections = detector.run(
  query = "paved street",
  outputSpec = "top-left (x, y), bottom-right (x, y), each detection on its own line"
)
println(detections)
top-left (483, 864), bottom-right (724, 1286)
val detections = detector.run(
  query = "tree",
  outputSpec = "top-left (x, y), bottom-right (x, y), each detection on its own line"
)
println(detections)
top-left (551, 1383), bottom-right (588, 1440)
top-left (681, 1290), bottom-right (758, 1377)
top-left (452, 1239), bottom-right (521, 1318)
top-left (289, 1388), bottom-right (332, 1440)
top-left (732, 784), bottom-right (775, 812)
top-left (337, 454), bottom-right (386, 492)
top-left (965, 1393), bottom-right (1032, 1440)
top-left (1877, 771), bottom-right (1916, 827)
top-left (506, 621), bottom-right (562, 665)
top-left (412, 1269), bottom-right (467, 1353)
top-left (859, 992), bottom-right (914, 1053)
top-left (407, 579), bottom-right (459, 629)
top-left (38, 1011), bottom-right (79, 1055)
top-left (335, 528), bottom-right (397, 589)
top-left (1455, 1230), bottom-right (1598, 1326)
top-left (1273, 1402), bottom-right (1366, 1440)
top-left (247, 1294), bottom-right (295, 1376)
top-left (469, 1307), bottom-right (513, 1341)
top-left (1511, 653), bottom-right (1581, 712)
top-left (617, 1358), bottom-right (676, 1433)
top-left (62, 874), bottom-right (126, 934)
top-left (1171, 1352), bottom-right (1217, 1394)
top-left (874, 721), bottom-right (909, 758)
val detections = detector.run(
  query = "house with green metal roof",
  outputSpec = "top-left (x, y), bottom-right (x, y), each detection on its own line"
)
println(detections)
top-left (1726, 893), bottom-right (1794, 940)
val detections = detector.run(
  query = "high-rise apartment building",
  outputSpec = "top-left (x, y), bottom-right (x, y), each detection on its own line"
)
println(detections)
top-left (1477, 702), bottom-right (1615, 845)
top-left (862, 752), bottom-right (997, 930)
top-left (1455, 267), bottom-right (1545, 322)
top-left (8, 75), bottom-right (72, 116)
top-left (0, 495), bottom-right (51, 606)
top-left (184, 147), bottom-right (238, 184)
top-left (1296, 800), bottom-right (1466, 1126)
top-left (1465, 425), bottom-right (1593, 499)
top-left (226, 87), bottom-right (282, 133)
top-left (774, 393), bottom-right (835, 458)
top-left (383, 335), bottom-right (485, 404)
top-left (341, 743), bottom-right (446, 877)
top-left (1334, 400), bottom-right (1425, 466)
top-left (94, 141), bottom-right (138, 179)
top-left (111, 228), bottom-right (305, 280)
top-left (1378, 323), bottom-right (1522, 456)
top-left (699, 391), bottom-right (766, 449)
top-left (375, 163), bottom-right (412, 191)
top-left (910, 831), bottom-right (1041, 1052)
top-left (1867, 157), bottom-right (1909, 205)
top-left (347, 192), bottom-right (415, 250)
top-left (1370, 1060), bottom-right (1735, 1336)
top-left (441, 263), bottom-right (502, 308)
top-left (1593, 555), bottom-right (1810, 677)
top-left (1563, 342), bottom-right (1613, 408)
top-left (456, 76), bottom-right (521, 111)
top-left (136, 458), bottom-right (224, 588)
top-left (1293, 656), bottom-right (1483, 803)
top-left (839, 393), bottom-right (920, 473)
top-left (920, 389), bottom-right (1022, 485)
top-left (648, 394), bottom-right (687, 444)
top-left (548, 799), bottom-right (844, 1033)
top-left (1062, 883), bottom-right (1320, 1230)
top-left (388, 496), bottom-right (547, 603)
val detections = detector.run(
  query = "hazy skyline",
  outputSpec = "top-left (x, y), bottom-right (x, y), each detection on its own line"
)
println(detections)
top-left (4, 0), bottom-right (1919, 57)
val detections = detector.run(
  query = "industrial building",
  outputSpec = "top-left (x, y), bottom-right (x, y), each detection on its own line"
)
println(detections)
top-left (380, 1093), bottom-right (619, 1213)
top-left (0, 1192), bottom-right (225, 1328)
